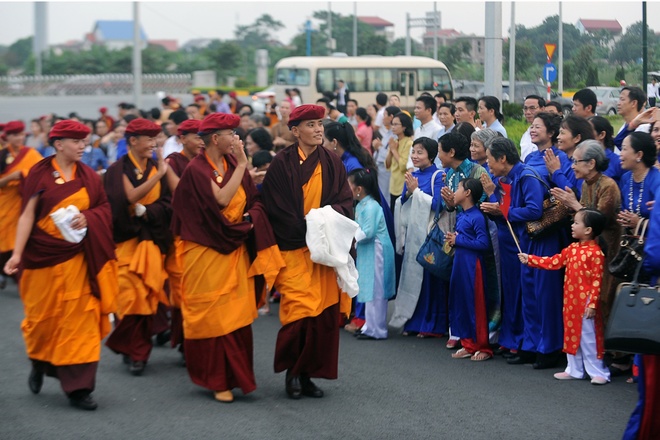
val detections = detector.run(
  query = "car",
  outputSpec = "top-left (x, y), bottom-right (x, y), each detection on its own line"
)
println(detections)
top-left (452, 80), bottom-right (484, 100)
top-left (588, 86), bottom-right (620, 116)
top-left (479, 81), bottom-right (573, 116)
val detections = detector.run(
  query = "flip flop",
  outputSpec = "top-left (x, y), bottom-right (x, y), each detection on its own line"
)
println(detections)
top-left (452, 348), bottom-right (472, 359)
top-left (470, 351), bottom-right (492, 362)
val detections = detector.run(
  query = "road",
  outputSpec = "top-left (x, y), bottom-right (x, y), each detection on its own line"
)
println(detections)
top-left (0, 281), bottom-right (638, 440)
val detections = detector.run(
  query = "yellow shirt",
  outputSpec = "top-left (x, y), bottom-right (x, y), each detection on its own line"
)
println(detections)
top-left (386, 136), bottom-right (412, 196)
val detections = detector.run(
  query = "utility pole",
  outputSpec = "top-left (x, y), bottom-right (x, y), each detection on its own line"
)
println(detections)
top-left (484, 2), bottom-right (503, 103)
top-left (132, 2), bottom-right (142, 109)
top-left (353, 2), bottom-right (358, 56)
top-left (433, 2), bottom-right (438, 60)
top-left (643, 1), bottom-right (648, 92)
top-left (558, 2), bottom-right (563, 93)
top-left (405, 13), bottom-right (411, 56)
top-left (509, 2), bottom-right (516, 104)
top-left (33, 2), bottom-right (48, 76)
top-left (327, 2), bottom-right (332, 55)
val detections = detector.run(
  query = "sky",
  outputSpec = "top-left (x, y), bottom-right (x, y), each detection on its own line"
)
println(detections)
top-left (0, 0), bottom-right (659, 48)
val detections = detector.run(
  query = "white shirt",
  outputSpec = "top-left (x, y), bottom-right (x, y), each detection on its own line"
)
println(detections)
top-left (647, 83), bottom-right (659, 99)
top-left (520, 126), bottom-right (537, 162)
top-left (407, 119), bottom-right (442, 169)
top-left (375, 107), bottom-right (387, 138)
top-left (163, 135), bottom-right (183, 158)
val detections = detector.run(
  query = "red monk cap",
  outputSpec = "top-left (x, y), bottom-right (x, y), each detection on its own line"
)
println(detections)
top-left (48, 120), bottom-right (92, 141)
top-left (177, 119), bottom-right (201, 136)
top-left (287, 104), bottom-right (326, 128)
top-left (0, 123), bottom-right (5, 132)
top-left (125, 118), bottom-right (162, 137)
top-left (99, 107), bottom-right (108, 114)
top-left (199, 113), bottom-right (240, 135)
top-left (229, 91), bottom-right (237, 99)
top-left (3, 120), bottom-right (25, 135)
top-left (194, 94), bottom-right (206, 102)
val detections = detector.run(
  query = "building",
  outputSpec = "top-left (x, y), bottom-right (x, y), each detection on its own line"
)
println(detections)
top-left (576, 19), bottom-right (623, 36)
top-left (357, 16), bottom-right (395, 43)
top-left (86, 20), bottom-right (148, 51)
top-left (422, 29), bottom-right (486, 65)
top-left (181, 38), bottom-right (215, 52)
top-left (149, 40), bottom-right (179, 52)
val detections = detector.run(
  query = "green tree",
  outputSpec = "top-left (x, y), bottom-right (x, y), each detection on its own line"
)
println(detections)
top-left (5, 36), bottom-right (33, 67)
top-left (610, 21), bottom-right (658, 66)
top-left (235, 14), bottom-right (284, 49)
top-left (503, 39), bottom-right (535, 76)
top-left (204, 40), bottom-right (243, 82)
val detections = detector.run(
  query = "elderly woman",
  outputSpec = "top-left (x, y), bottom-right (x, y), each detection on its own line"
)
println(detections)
top-left (549, 140), bottom-right (622, 323)
top-left (4, 120), bottom-right (117, 410)
top-left (481, 136), bottom-right (564, 369)
top-left (470, 128), bottom-right (500, 174)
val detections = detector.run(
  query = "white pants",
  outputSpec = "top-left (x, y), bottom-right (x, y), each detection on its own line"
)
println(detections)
top-left (360, 240), bottom-right (389, 339)
top-left (565, 316), bottom-right (610, 380)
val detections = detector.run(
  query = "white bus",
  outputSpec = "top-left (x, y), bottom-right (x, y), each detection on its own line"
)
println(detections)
top-left (272, 55), bottom-right (453, 110)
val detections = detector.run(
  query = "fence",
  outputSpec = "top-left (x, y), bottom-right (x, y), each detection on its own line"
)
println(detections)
top-left (0, 74), bottom-right (193, 97)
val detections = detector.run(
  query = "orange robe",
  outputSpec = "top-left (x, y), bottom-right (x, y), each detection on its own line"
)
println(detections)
top-left (0, 147), bottom-right (42, 254)
top-left (275, 162), bottom-right (351, 326)
top-left (115, 166), bottom-right (169, 319)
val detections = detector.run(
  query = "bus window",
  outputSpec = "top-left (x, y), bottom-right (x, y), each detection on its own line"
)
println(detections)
top-left (276, 68), bottom-right (310, 86)
top-left (432, 68), bottom-right (452, 98)
top-left (418, 69), bottom-right (435, 91)
top-left (316, 69), bottom-right (334, 94)
top-left (366, 69), bottom-right (396, 92)
top-left (399, 71), bottom-right (416, 97)
top-left (348, 69), bottom-right (366, 92)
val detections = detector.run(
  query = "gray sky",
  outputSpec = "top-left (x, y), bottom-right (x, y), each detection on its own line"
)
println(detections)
top-left (0, 1), bottom-right (658, 48)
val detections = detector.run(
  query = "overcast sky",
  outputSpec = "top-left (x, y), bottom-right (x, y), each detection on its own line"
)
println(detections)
top-left (0, 1), bottom-right (658, 48)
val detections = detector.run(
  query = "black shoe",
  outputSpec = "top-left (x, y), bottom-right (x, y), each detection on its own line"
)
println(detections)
top-left (356, 333), bottom-right (378, 340)
top-left (502, 351), bottom-right (516, 359)
top-left (69, 393), bottom-right (98, 411)
top-left (129, 361), bottom-right (146, 376)
top-left (506, 351), bottom-right (535, 365)
top-left (300, 375), bottom-right (324, 398)
top-left (493, 346), bottom-right (510, 356)
top-left (28, 368), bottom-right (43, 394)
top-left (533, 352), bottom-right (560, 370)
top-left (155, 330), bottom-right (171, 346)
top-left (285, 370), bottom-right (302, 399)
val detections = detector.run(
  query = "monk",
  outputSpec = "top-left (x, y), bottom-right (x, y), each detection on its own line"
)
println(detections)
top-left (261, 104), bottom-right (353, 399)
top-left (0, 120), bottom-right (42, 288)
top-left (4, 120), bottom-right (117, 410)
top-left (171, 113), bottom-right (283, 402)
top-left (163, 119), bottom-right (204, 359)
top-left (104, 118), bottom-right (173, 376)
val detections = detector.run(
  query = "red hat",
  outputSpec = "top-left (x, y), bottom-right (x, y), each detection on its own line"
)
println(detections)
top-left (288, 104), bottom-right (326, 128)
top-left (99, 107), bottom-right (108, 114)
top-left (3, 120), bottom-right (25, 135)
top-left (0, 123), bottom-right (5, 132)
top-left (194, 94), bottom-right (206, 102)
top-left (125, 118), bottom-right (162, 137)
top-left (199, 113), bottom-right (240, 134)
top-left (48, 120), bottom-right (91, 141)
top-left (229, 91), bottom-right (237, 99)
top-left (177, 119), bottom-right (201, 136)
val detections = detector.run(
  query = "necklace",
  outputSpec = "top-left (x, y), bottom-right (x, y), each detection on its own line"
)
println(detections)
top-left (628, 169), bottom-right (649, 215)
top-left (127, 151), bottom-right (145, 180)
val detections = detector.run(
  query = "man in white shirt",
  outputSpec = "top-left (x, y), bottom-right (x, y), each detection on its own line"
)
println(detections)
top-left (520, 95), bottom-right (545, 162)
top-left (162, 110), bottom-right (189, 157)
top-left (453, 96), bottom-right (479, 128)
top-left (335, 79), bottom-right (349, 114)
top-left (373, 92), bottom-right (389, 138)
top-left (616, 86), bottom-right (651, 149)
top-left (647, 78), bottom-right (658, 108)
top-left (372, 105), bottom-right (399, 204)
top-left (406, 95), bottom-right (441, 170)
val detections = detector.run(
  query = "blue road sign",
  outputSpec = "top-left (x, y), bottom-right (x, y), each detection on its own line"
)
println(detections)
top-left (544, 63), bottom-right (557, 83)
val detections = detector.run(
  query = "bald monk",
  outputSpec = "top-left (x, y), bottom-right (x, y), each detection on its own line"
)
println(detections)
top-left (172, 113), bottom-right (284, 402)
top-left (4, 120), bottom-right (117, 410)
top-left (0, 120), bottom-right (42, 288)
top-left (163, 119), bottom-right (204, 358)
top-left (261, 104), bottom-right (354, 399)
top-left (104, 118), bottom-right (173, 376)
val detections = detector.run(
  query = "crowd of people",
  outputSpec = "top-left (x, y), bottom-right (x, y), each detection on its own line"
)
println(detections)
top-left (1, 82), bottom-right (659, 439)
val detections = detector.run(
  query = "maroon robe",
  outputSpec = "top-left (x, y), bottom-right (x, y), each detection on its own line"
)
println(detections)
top-left (166, 151), bottom-right (191, 178)
top-left (261, 142), bottom-right (353, 379)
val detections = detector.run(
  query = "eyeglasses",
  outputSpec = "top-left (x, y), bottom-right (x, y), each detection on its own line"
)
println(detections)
top-left (215, 130), bottom-right (236, 136)
top-left (571, 158), bottom-right (591, 165)
top-left (523, 106), bottom-right (539, 111)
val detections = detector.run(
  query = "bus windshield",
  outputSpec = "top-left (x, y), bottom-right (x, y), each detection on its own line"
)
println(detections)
top-left (276, 68), bottom-right (311, 86)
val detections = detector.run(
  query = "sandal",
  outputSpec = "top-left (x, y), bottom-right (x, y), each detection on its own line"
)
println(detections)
top-left (451, 348), bottom-right (472, 359)
top-left (470, 351), bottom-right (493, 362)
top-left (446, 339), bottom-right (461, 350)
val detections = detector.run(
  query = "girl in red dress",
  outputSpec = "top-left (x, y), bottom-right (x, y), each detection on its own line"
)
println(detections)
top-left (518, 208), bottom-right (611, 385)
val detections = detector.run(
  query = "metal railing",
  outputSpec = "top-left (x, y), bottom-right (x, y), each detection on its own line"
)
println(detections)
top-left (0, 74), bottom-right (193, 97)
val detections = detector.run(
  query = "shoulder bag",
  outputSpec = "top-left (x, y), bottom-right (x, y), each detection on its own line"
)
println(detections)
top-left (608, 218), bottom-right (649, 282)
top-left (519, 170), bottom-right (572, 239)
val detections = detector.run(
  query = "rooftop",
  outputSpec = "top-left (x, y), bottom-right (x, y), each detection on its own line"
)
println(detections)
top-left (357, 16), bottom-right (394, 28)
top-left (577, 19), bottom-right (623, 33)
top-left (94, 20), bottom-right (147, 41)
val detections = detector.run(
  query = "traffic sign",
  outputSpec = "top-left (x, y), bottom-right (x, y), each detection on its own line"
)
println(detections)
top-left (544, 43), bottom-right (556, 60)
top-left (544, 63), bottom-right (557, 83)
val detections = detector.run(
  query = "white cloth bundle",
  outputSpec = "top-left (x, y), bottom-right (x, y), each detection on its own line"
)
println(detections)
top-left (49, 205), bottom-right (87, 243)
top-left (305, 205), bottom-right (359, 298)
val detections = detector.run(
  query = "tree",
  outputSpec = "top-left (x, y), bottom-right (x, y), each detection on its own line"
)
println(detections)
top-left (235, 14), bottom-right (284, 49)
top-left (4, 36), bottom-right (32, 67)
top-left (441, 40), bottom-right (471, 70)
top-left (310, 10), bottom-right (387, 56)
top-left (610, 21), bottom-right (658, 66)
top-left (204, 40), bottom-right (243, 82)
top-left (503, 39), bottom-right (535, 76)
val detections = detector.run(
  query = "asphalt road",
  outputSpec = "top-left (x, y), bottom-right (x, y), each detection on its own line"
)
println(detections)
top-left (0, 281), bottom-right (638, 440)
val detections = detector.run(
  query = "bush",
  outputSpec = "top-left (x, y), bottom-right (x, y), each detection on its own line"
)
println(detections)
top-left (502, 102), bottom-right (523, 121)
top-left (503, 119), bottom-right (530, 152)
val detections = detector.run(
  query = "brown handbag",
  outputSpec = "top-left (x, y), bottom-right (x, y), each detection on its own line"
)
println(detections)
top-left (520, 172), bottom-right (572, 239)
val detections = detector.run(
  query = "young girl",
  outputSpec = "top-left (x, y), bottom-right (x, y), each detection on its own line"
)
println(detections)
top-left (445, 178), bottom-right (493, 361)
top-left (348, 168), bottom-right (396, 340)
top-left (518, 208), bottom-right (610, 385)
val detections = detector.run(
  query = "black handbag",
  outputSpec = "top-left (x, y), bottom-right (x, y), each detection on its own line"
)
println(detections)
top-left (519, 171), bottom-right (572, 239)
top-left (605, 259), bottom-right (660, 355)
top-left (608, 218), bottom-right (649, 282)
top-left (416, 200), bottom-right (454, 281)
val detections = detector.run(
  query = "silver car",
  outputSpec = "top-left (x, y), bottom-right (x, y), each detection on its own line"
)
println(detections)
top-left (588, 86), bottom-right (620, 116)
